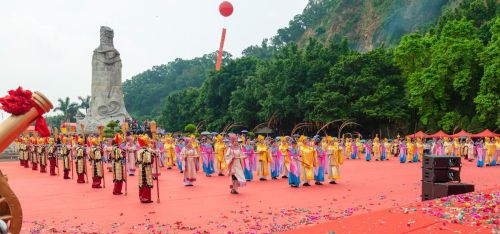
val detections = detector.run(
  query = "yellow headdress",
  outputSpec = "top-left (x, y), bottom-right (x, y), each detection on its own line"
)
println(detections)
top-left (299, 135), bottom-right (306, 142)
top-left (257, 135), bottom-right (264, 141)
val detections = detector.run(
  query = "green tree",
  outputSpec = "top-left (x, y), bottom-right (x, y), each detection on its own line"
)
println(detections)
top-left (54, 97), bottom-right (80, 123)
top-left (78, 96), bottom-right (90, 114)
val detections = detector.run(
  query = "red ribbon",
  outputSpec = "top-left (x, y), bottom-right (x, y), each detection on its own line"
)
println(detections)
top-left (0, 86), bottom-right (50, 137)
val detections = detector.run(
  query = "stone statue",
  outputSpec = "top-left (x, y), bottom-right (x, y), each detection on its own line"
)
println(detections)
top-left (80, 26), bottom-right (129, 132)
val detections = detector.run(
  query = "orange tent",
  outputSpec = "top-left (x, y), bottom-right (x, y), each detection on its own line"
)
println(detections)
top-left (451, 130), bottom-right (471, 138)
top-left (427, 130), bottom-right (450, 138)
top-left (471, 129), bottom-right (499, 138)
top-left (405, 131), bottom-right (428, 138)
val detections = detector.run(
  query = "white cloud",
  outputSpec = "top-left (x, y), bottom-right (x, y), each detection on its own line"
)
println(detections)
top-left (0, 0), bottom-right (307, 114)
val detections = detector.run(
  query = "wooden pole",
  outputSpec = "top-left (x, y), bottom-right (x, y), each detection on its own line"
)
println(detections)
top-left (122, 122), bottom-right (128, 196)
top-left (150, 121), bottom-right (160, 203)
top-left (80, 124), bottom-right (89, 183)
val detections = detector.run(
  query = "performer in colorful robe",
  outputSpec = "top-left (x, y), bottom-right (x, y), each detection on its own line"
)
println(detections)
top-left (60, 137), bottom-right (72, 179)
top-left (391, 137), bottom-right (400, 159)
top-left (464, 138), bottom-right (475, 162)
top-left (350, 138), bottom-right (358, 159)
top-left (200, 137), bottom-right (215, 177)
top-left (288, 140), bottom-right (301, 188)
top-left (406, 137), bottom-right (415, 163)
top-left (89, 138), bottom-right (104, 188)
top-left (137, 136), bottom-right (153, 203)
top-left (485, 137), bottom-right (496, 166)
top-left (256, 135), bottom-right (272, 181)
top-left (19, 138), bottom-right (29, 167)
top-left (476, 139), bottom-right (485, 167)
top-left (47, 138), bottom-right (58, 176)
top-left (270, 140), bottom-right (281, 180)
top-left (38, 138), bottom-right (48, 173)
top-left (242, 138), bottom-right (255, 181)
top-left (364, 139), bottom-right (373, 161)
top-left (126, 136), bottom-right (137, 176)
top-left (415, 138), bottom-right (424, 162)
top-left (103, 138), bottom-right (114, 172)
top-left (180, 137), bottom-right (200, 186)
top-left (382, 138), bottom-right (390, 160)
top-left (326, 137), bottom-right (343, 184)
top-left (493, 137), bottom-right (499, 166)
top-left (314, 137), bottom-right (326, 185)
top-left (279, 137), bottom-right (290, 178)
top-left (214, 135), bottom-right (227, 176)
top-left (443, 137), bottom-right (453, 156)
top-left (373, 137), bottom-right (381, 161)
top-left (299, 136), bottom-right (316, 186)
top-left (111, 134), bottom-right (125, 195)
top-left (175, 138), bottom-right (185, 173)
top-left (452, 138), bottom-right (461, 157)
top-left (344, 138), bottom-right (358, 159)
top-left (225, 133), bottom-right (246, 194)
top-left (399, 139), bottom-right (407, 163)
top-left (164, 135), bottom-right (176, 169)
top-left (75, 137), bottom-right (87, 183)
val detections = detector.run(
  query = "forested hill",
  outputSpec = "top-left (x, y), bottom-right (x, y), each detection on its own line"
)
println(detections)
top-left (272, 0), bottom-right (452, 51)
top-left (122, 52), bottom-right (230, 119)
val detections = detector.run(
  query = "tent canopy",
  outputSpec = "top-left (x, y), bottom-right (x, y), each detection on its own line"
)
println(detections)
top-left (451, 130), bottom-right (471, 138)
top-left (427, 130), bottom-right (450, 138)
top-left (471, 129), bottom-right (498, 138)
top-left (406, 131), bottom-right (428, 138)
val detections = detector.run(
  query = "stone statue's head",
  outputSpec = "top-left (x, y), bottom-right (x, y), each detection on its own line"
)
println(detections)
top-left (100, 26), bottom-right (114, 46)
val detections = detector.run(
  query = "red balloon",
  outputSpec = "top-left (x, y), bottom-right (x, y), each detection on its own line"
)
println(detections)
top-left (219, 1), bottom-right (233, 17)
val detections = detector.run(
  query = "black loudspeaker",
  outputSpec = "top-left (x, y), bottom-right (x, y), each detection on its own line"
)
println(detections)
top-left (422, 168), bottom-right (461, 183)
top-left (422, 181), bottom-right (474, 201)
top-left (423, 155), bottom-right (461, 169)
top-left (421, 155), bottom-right (473, 201)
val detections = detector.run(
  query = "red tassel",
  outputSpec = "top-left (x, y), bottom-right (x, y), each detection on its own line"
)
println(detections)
top-left (35, 116), bottom-right (50, 137)
top-left (0, 86), bottom-right (51, 137)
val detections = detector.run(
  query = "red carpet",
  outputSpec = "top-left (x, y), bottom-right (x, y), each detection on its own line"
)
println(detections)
top-left (1, 158), bottom-right (498, 233)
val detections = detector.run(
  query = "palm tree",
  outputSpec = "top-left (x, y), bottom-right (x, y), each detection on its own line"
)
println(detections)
top-left (54, 97), bottom-right (80, 123)
top-left (78, 96), bottom-right (91, 114)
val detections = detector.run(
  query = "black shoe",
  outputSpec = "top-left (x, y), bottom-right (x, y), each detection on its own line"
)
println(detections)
top-left (167, 167), bottom-right (172, 170)
top-left (180, 171), bottom-right (184, 173)
top-left (129, 174), bottom-right (134, 176)
top-left (218, 173), bottom-right (224, 176)
top-left (329, 181), bottom-right (337, 184)
top-left (206, 174), bottom-right (212, 177)
top-left (315, 182), bottom-right (323, 185)
top-left (282, 175), bottom-right (288, 179)
top-left (230, 189), bottom-right (239, 194)
top-left (271, 177), bottom-right (277, 180)
top-left (291, 185), bottom-right (298, 188)
top-left (259, 178), bottom-right (267, 181)
top-left (303, 183), bottom-right (310, 186)
top-left (141, 200), bottom-right (153, 204)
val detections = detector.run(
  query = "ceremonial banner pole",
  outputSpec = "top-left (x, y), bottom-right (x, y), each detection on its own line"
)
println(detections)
top-left (80, 124), bottom-right (89, 183)
top-left (97, 125), bottom-right (105, 188)
top-left (122, 122), bottom-right (128, 196)
top-left (150, 121), bottom-right (160, 203)
top-left (55, 128), bottom-right (59, 176)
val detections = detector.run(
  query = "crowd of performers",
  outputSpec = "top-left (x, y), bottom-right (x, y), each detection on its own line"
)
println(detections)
top-left (14, 132), bottom-right (499, 203)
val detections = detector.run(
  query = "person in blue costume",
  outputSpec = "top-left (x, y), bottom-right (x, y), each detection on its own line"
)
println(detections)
top-left (288, 139), bottom-right (301, 188)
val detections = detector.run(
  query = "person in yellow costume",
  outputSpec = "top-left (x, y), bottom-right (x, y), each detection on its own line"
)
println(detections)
top-left (355, 138), bottom-right (363, 159)
top-left (345, 138), bottom-right (352, 159)
top-left (164, 135), bottom-right (176, 169)
top-left (406, 137), bottom-right (418, 163)
top-left (416, 137), bottom-right (424, 162)
top-left (278, 137), bottom-right (290, 178)
top-left (485, 137), bottom-right (496, 166)
top-left (492, 137), bottom-right (499, 166)
top-left (443, 137), bottom-right (453, 156)
top-left (383, 138), bottom-right (391, 160)
top-left (373, 135), bottom-right (381, 161)
top-left (214, 135), bottom-right (227, 176)
top-left (452, 138), bottom-right (461, 157)
top-left (256, 135), bottom-right (272, 181)
top-left (326, 136), bottom-right (342, 184)
top-left (299, 136), bottom-right (317, 186)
